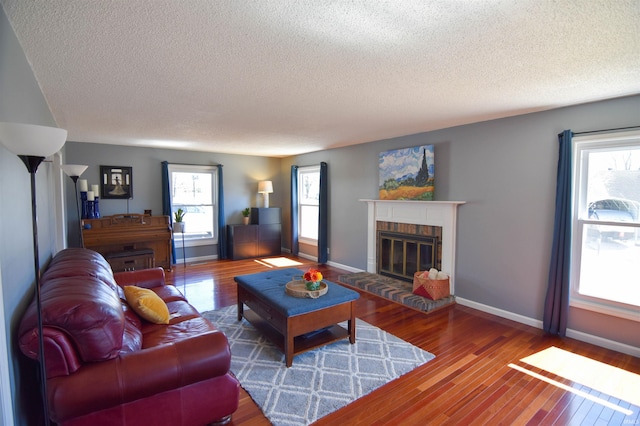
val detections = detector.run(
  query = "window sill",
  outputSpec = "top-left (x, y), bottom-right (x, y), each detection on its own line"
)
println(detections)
top-left (570, 296), bottom-right (640, 323)
top-left (299, 238), bottom-right (318, 246)
top-left (174, 237), bottom-right (217, 248)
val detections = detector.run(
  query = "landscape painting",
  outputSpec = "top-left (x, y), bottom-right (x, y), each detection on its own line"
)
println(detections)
top-left (379, 145), bottom-right (434, 200)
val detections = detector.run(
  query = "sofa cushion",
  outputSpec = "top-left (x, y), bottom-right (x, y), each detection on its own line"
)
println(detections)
top-left (120, 302), bottom-right (143, 354)
top-left (141, 300), bottom-right (203, 348)
top-left (124, 285), bottom-right (170, 324)
top-left (42, 247), bottom-right (119, 293)
top-left (142, 316), bottom-right (219, 349)
top-left (19, 276), bottom-right (125, 363)
top-left (147, 284), bottom-right (188, 303)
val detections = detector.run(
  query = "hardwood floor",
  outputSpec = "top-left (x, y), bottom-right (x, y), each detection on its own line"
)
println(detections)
top-left (165, 256), bottom-right (640, 426)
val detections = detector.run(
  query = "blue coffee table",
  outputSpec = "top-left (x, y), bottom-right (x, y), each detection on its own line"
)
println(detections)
top-left (234, 268), bottom-right (360, 367)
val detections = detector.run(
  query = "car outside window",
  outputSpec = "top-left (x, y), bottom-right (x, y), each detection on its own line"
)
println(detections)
top-left (570, 130), bottom-right (640, 321)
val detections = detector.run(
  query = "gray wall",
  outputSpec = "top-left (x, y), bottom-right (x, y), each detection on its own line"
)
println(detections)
top-left (2, 2), bottom-right (639, 422)
top-left (1, 6), bottom-right (61, 425)
top-left (69, 97), bottom-right (640, 351)
top-left (65, 142), bottom-right (283, 259)
top-left (283, 95), bottom-right (640, 349)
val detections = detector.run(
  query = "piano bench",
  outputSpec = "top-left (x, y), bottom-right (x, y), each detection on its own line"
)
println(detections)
top-left (106, 248), bottom-right (155, 272)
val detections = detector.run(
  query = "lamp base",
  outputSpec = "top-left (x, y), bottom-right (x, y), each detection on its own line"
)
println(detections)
top-left (20, 155), bottom-right (51, 426)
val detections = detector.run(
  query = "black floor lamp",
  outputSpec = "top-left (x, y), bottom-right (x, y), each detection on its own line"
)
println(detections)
top-left (61, 164), bottom-right (88, 247)
top-left (0, 122), bottom-right (67, 426)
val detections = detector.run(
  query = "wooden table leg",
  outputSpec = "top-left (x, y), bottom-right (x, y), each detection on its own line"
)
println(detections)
top-left (237, 288), bottom-right (244, 321)
top-left (348, 301), bottom-right (356, 344)
top-left (285, 323), bottom-right (294, 367)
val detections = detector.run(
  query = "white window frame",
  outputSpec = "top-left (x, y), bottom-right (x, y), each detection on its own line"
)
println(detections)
top-left (570, 130), bottom-right (640, 322)
top-left (298, 165), bottom-right (321, 246)
top-left (168, 164), bottom-right (218, 248)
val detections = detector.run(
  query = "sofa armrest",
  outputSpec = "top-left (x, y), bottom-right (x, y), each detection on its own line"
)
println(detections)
top-left (48, 330), bottom-right (232, 422)
top-left (21, 326), bottom-right (93, 379)
top-left (114, 267), bottom-right (167, 289)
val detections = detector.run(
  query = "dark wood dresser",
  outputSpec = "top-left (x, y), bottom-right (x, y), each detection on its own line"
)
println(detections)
top-left (227, 208), bottom-right (281, 260)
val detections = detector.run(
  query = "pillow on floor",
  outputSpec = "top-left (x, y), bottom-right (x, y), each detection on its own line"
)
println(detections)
top-left (124, 285), bottom-right (170, 324)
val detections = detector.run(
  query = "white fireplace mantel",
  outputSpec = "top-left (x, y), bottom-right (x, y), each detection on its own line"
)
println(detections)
top-left (360, 199), bottom-right (465, 292)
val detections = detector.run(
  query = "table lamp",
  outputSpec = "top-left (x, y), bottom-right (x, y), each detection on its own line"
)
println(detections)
top-left (258, 180), bottom-right (273, 208)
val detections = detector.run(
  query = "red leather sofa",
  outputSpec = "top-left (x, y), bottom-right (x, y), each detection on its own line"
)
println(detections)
top-left (18, 248), bottom-right (239, 425)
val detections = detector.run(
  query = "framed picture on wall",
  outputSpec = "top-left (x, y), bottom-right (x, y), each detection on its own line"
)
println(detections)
top-left (100, 166), bottom-right (133, 199)
top-left (379, 145), bottom-right (434, 200)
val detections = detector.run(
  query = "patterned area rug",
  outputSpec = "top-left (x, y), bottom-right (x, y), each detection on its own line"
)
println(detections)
top-left (202, 305), bottom-right (434, 426)
top-left (338, 272), bottom-right (456, 313)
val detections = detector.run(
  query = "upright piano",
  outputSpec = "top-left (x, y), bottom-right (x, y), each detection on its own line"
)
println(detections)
top-left (82, 214), bottom-right (172, 271)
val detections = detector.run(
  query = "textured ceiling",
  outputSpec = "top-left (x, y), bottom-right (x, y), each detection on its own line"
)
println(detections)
top-left (2, 0), bottom-right (639, 157)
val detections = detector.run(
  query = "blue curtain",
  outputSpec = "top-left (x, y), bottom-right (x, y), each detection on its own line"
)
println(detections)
top-left (217, 165), bottom-right (227, 259)
top-left (543, 130), bottom-right (573, 336)
top-left (318, 162), bottom-right (328, 264)
top-left (161, 161), bottom-right (177, 264)
top-left (290, 165), bottom-right (299, 255)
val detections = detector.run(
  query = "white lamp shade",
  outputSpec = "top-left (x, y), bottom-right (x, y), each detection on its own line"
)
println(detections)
top-left (0, 122), bottom-right (67, 157)
top-left (258, 180), bottom-right (273, 193)
top-left (61, 164), bottom-right (88, 177)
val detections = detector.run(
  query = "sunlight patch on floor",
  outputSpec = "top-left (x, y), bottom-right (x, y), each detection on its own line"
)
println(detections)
top-left (256, 257), bottom-right (303, 268)
top-left (519, 346), bottom-right (640, 408)
top-left (181, 279), bottom-right (216, 313)
top-left (508, 363), bottom-right (633, 415)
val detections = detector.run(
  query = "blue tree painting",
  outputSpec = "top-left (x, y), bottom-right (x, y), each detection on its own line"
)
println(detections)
top-left (379, 145), bottom-right (434, 200)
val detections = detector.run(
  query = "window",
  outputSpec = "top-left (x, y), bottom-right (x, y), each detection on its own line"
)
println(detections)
top-left (168, 164), bottom-right (217, 246)
top-left (570, 130), bottom-right (640, 320)
top-left (298, 165), bottom-right (320, 244)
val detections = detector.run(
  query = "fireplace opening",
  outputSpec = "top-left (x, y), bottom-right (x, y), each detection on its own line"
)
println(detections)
top-left (377, 231), bottom-right (439, 282)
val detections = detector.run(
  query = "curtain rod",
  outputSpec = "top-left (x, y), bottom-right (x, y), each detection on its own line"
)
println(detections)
top-left (166, 162), bottom-right (222, 167)
top-left (573, 125), bottom-right (640, 135)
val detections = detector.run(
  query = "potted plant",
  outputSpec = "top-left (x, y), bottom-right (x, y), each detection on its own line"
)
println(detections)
top-left (173, 208), bottom-right (186, 233)
top-left (241, 207), bottom-right (251, 225)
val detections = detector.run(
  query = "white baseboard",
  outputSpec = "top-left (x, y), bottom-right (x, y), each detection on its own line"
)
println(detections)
top-left (456, 297), bottom-right (543, 328)
top-left (326, 260), bottom-right (362, 273)
top-left (177, 254), bottom-right (217, 265)
top-left (455, 297), bottom-right (640, 358)
top-left (296, 252), bottom-right (317, 261)
top-left (294, 253), bottom-right (363, 274)
top-left (565, 329), bottom-right (640, 358)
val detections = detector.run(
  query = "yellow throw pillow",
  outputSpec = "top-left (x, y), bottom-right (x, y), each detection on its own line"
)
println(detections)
top-left (123, 285), bottom-right (170, 324)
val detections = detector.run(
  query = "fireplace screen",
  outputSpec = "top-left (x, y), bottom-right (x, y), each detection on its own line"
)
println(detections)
top-left (378, 231), bottom-right (437, 282)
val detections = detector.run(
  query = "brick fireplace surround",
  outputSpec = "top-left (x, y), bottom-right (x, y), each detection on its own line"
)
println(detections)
top-left (361, 200), bottom-right (465, 293)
